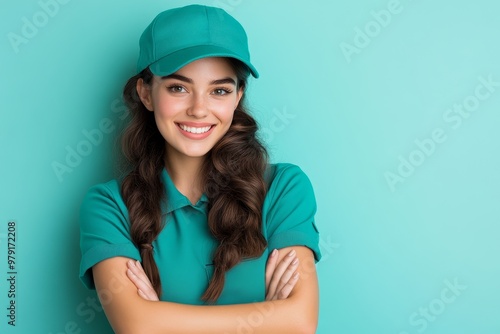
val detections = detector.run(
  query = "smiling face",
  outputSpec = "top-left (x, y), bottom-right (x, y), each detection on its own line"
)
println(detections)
top-left (137, 57), bottom-right (243, 163)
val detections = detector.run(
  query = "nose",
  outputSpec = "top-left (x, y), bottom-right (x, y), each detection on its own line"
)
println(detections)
top-left (186, 93), bottom-right (208, 118)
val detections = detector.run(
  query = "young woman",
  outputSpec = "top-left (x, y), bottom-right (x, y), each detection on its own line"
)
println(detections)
top-left (79, 4), bottom-right (321, 333)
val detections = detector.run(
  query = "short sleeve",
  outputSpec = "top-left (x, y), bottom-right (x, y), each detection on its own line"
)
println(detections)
top-left (264, 164), bottom-right (322, 262)
top-left (79, 181), bottom-right (141, 289)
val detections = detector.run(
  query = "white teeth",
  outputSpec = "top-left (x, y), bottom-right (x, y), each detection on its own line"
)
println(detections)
top-left (179, 124), bottom-right (212, 134)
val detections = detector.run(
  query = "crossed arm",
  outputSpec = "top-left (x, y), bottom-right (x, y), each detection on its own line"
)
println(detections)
top-left (93, 246), bottom-right (319, 334)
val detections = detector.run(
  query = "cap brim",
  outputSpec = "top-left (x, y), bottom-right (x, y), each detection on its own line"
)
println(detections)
top-left (148, 45), bottom-right (259, 78)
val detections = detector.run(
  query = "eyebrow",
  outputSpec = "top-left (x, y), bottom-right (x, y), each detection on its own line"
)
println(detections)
top-left (162, 74), bottom-right (236, 86)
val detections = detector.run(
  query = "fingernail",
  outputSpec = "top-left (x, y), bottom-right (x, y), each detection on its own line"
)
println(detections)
top-left (136, 260), bottom-right (141, 267)
top-left (288, 250), bottom-right (296, 257)
top-left (271, 249), bottom-right (277, 257)
top-left (293, 271), bottom-right (299, 279)
top-left (292, 258), bottom-right (299, 265)
top-left (128, 260), bottom-right (134, 266)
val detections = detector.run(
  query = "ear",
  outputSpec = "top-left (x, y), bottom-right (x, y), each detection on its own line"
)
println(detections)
top-left (136, 78), bottom-right (154, 111)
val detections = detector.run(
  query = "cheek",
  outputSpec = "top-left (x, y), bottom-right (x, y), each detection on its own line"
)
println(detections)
top-left (216, 104), bottom-right (236, 127)
top-left (153, 96), bottom-right (182, 119)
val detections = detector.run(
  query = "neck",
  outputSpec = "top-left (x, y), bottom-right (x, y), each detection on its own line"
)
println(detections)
top-left (164, 148), bottom-right (205, 205)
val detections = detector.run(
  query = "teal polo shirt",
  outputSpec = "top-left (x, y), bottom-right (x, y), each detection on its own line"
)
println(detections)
top-left (79, 163), bottom-right (321, 305)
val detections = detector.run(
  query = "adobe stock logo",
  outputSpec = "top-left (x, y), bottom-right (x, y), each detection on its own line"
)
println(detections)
top-left (318, 235), bottom-right (340, 262)
top-left (339, 0), bottom-right (418, 63)
top-left (259, 106), bottom-right (296, 144)
top-left (399, 278), bottom-right (467, 334)
top-left (384, 74), bottom-right (499, 192)
top-left (49, 268), bottom-right (129, 334)
top-left (51, 97), bottom-right (129, 182)
top-left (7, 0), bottom-right (72, 54)
top-left (212, 0), bottom-right (243, 14)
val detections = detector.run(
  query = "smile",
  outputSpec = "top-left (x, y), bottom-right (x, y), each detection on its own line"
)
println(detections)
top-left (178, 124), bottom-right (213, 134)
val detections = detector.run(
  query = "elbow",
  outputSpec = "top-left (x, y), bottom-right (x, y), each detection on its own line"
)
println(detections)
top-left (298, 320), bottom-right (318, 334)
top-left (111, 316), bottom-right (150, 334)
top-left (304, 324), bottom-right (318, 334)
top-left (113, 315), bottom-right (168, 334)
top-left (113, 326), bottom-right (140, 334)
top-left (285, 299), bottom-right (318, 333)
top-left (294, 306), bottom-right (318, 334)
top-left (284, 307), bottom-right (317, 334)
top-left (114, 325), bottom-right (148, 334)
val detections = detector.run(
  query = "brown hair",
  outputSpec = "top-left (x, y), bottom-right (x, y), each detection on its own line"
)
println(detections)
top-left (119, 59), bottom-right (268, 302)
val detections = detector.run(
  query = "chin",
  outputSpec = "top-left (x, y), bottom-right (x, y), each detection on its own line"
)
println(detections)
top-left (178, 146), bottom-right (214, 158)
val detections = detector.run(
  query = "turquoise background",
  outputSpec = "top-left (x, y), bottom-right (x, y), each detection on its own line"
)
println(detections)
top-left (1, 0), bottom-right (499, 333)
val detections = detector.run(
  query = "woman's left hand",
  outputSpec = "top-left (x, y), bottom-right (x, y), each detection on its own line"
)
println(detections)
top-left (126, 259), bottom-right (159, 301)
top-left (265, 249), bottom-right (300, 300)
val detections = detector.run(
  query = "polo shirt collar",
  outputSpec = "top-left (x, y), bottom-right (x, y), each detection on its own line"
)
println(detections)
top-left (161, 167), bottom-right (209, 213)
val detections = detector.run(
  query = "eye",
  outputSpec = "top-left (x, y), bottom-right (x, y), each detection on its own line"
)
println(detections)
top-left (212, 88), bottom-right (233, 96)
top-left (167, 85), bottom-right (187, 93)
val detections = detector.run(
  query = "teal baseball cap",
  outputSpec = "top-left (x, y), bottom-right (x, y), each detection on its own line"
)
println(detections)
top-left (137, 4), bottom-right (259, 78)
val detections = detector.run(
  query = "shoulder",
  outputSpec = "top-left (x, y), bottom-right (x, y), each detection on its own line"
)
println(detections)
top-left (79, 178), bottom-right (127, 226)
top-left (265, 163), bottom-right (314, 196)
top-left (81, 178), bottom-right (122, 207)
top-left (265, 162), bottom-right (308, 182)
top-left (263, 162), bottom-right (316, 215)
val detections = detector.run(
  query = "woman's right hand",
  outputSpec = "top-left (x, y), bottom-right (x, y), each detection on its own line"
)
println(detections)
top-left (265, 249), bottom-right (300, 300)
top-left (126, 260), bottom-right (160, 301)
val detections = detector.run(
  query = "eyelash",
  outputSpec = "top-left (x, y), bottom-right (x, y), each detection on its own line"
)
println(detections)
top-left (165, 85), bottom-right (233, 95)
top-left (166, 85), bottom-right (186, 93)
top-left (213, 88), bottom-right (233, 96)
